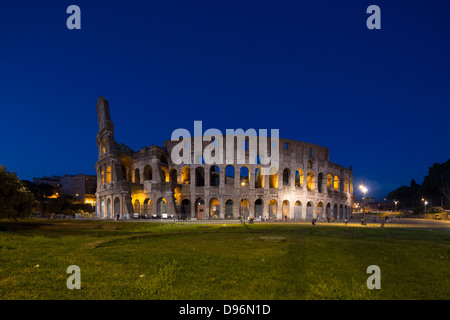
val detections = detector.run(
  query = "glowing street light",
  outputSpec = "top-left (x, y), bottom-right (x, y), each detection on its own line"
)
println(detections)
top-left (359, 185), bottom-right (368, 224)
top-left (394, 200), bottom-right (398, 212)
top-left (422, 198), bottom-right (428, 214)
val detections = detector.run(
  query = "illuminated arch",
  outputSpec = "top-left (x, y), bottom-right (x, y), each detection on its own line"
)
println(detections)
top-left (295, 169), bottom-right (304, 188)
top-left (327, 174), bottom-right (333, 189)
top-left (181, 166), bottom-right (190, 184)
top-left (333, 176), bottom-right (339, 191)
top-left (255, 167), bottom-right (264, 188)
top-left (269, 199), bottom-right (277, 219)
top-left (209, 198), bottom-right (220, 218)
top-left (307, 171), bottom-right (315, 191)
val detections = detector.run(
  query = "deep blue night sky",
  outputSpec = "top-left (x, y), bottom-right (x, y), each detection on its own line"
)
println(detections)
top-left (0, 0), bottom-right (449, 199)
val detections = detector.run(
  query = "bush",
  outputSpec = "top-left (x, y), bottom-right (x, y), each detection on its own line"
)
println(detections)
top-left (429, 206), bottom-right (444, 213)
top-left (413, 207), bottom-right (424, 215)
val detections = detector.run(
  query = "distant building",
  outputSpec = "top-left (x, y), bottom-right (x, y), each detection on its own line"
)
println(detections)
top-left (33, 176), bottom-right (62, 189)
top-left (33, 174), bottom-right (97, 205)
top-left (32, 176), bottom-right (62, 197)
top-left (60, 174), bottom-right (97, 204)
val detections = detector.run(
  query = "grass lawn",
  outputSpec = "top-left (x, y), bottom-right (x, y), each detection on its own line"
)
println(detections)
top-left (0, 219), bottom-right (449, 300)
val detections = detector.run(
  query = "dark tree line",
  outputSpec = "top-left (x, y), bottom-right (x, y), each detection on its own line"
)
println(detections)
top-left (0, 166), bottom-right (35, 220)
top-left (387, 159), bottom-right (450, 211)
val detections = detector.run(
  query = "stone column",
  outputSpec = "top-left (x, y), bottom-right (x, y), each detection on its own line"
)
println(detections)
top-left (205, 166), bottom-right (210, 187)
top-left (219, 166), bottom-right (225, 187)
top-left (190, 195), bottom-right (196, 219)
top-left (219, 196), bottom-right (225, 218)
top-left (249, 166), bottom-right (255, 190)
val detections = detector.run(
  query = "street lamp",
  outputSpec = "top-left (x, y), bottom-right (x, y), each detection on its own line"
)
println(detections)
top-left (359, 185), bottom-right (368, 223)
top-left (421, 198), bottom-right (428, 214)
top-left (394, 200), bottom-right (398, 212)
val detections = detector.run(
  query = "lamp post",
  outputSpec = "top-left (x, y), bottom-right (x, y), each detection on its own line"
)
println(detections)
top-left (359, 185), bottom-right (368, 223)
top-left (421, 198), bottom-right (428, 214)
top-left (394, 200), bottom-right (398, 212)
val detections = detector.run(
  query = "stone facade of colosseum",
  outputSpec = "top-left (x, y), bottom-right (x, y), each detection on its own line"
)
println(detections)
top-left (95, 97), bottom-right (354, 220)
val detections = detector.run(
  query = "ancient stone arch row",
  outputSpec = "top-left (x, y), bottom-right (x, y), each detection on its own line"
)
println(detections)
top-left (97, 191), bottom-right (351, 221)
top-left (104, 160), bottom-right (353, 196)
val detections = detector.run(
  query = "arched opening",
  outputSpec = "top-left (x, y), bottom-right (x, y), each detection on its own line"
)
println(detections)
top-left (133, 199), bottom-right (141, 215)
top-left (339, 204), bottom-right (344, 219)
top-left (101, 168), bottom-right (105, 184)
top-left (195, 167), bottom-right (205, 187)
top-left (114, 197), bottom-right (120, 216)
top-left (106, 166), bottom-right (112, 184)
top-left (326, 203), bottom-right (331, 218)
top-left (143, 198), bottom-right (152, 216)
top-left (255, 167), bottom-right (264, 188)
top-left (160, 166), bottom-right (169, 182)
top-left (210, 166), bottom-right (220, 187)
top-left (144, 165), bottom-right (153, 181)
top-left (327, 174), bottom-right (333, 190)
top-left (106, 198), bottom-right (112, 218)
top-left (181, 199), bottom-right (190, 220)
top-left (307, 171), bottom-right (315, 191)
top-left (181, 166), bottom-right (190, 184)
top-left (225, 199), bottom-right (234, 219)
top-left (334, 176), bottom-right (339, 191)
top-left (294, 201), bottom-right (302, 219)
top-left (170, 169), bottom-right (178, 183)
top-left (316, 202), bottom-right (324, 219)
top-left (350, 182), bottom-right (353, 194)
top-left (269, 172), bottom-right (278, 188)
top-left (295, 169), bottom-right (304, 188)
top-left (101, 137), bottom-right (106, 155)
top-left (196, 198), bottom-right (205, 219)
top-left (134, 169), bottom-right (141, 184)
top-left (255, 199), bottom-right (263, 218)
top-left (209, 198), bottom-right (220, 218)
top-left (240, 166), bottom-right (249, 187)
top-left (282, 168), bottom-right (290, 186)
top-left (100, 199), bottom-right (105, 217)
top-left (306, 202), bottom-right (314, 219)
top-left (239, 199), bottom-right (250, 219)
top-left (333, 204), bottom-right (338, 219)
top-left (269, 199), bottom-right (277, 219)
top-left (225, 165), bottom-right (235, 185)
top-left (282, 200), bottom-right (290, 218)
top-left (317, 173), bottom-right (324, 193)
top-left (121, 156), bottom-right (133, 182)
top-left (157, 198), bottom-right (166, 214)
top-left (344, 179), bottom-right (349, 193)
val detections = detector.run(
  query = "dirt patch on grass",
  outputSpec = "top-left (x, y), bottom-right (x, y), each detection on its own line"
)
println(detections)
top-left (259, 236), bottom-right (287, 242)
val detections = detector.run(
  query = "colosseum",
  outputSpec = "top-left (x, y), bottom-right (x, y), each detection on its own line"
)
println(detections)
top-left (95, 97), bottom-right (354, 221)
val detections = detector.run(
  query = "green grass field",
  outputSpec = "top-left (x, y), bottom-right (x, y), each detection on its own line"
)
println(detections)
top-left (0, 219), bottom-right (449, 300)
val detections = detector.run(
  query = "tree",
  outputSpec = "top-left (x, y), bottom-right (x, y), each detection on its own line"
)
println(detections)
top-left (0, 165), bottom-right (35, 220)
top-left (386, 179), bottom-right (423, 210)
top-left (422, 160), bottom-right (450, 207)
